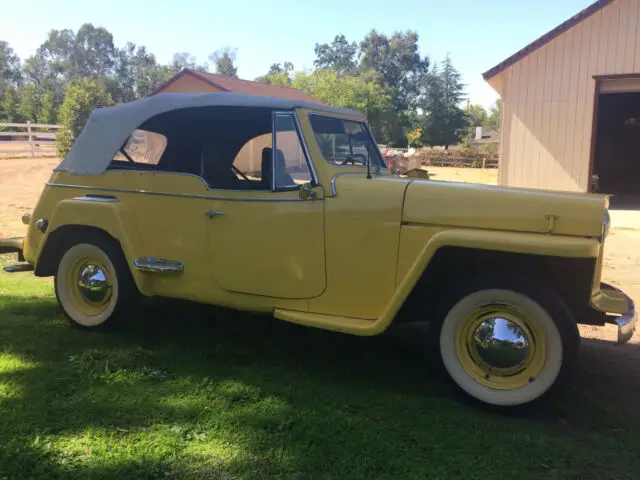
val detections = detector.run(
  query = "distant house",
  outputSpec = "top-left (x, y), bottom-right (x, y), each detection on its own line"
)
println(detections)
top-left (151, 68), bottom-right (324, 104)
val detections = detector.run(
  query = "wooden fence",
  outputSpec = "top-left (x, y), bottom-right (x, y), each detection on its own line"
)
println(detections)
top-left (0, 122), bottom-right (62, 157)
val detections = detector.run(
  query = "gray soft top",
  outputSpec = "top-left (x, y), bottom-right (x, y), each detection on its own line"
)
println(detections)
top-left (56, 92), bottom-right (363, 175)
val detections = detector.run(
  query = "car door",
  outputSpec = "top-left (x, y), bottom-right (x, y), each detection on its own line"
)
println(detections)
top-left (206, 111), bottom-right (326, 299)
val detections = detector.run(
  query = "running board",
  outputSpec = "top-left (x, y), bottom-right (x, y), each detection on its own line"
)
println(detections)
top-left (273, 308), bottom-right (376, 335)
top-left (3, 264), bottom-right (34, 273)
top-left (133, 257), bottom-right (184, 273)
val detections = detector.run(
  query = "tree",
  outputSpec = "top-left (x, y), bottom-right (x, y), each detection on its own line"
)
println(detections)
top-left (293, 69), bottom-right (389, 133)
top-left (256, 62), bottom-right (294, 86)
top-left (38, 90), bottom-right (56, 124)
top-left (359, 30), bottom-right (429, 146)
top-left (468, 104), bottom-right (487, 127)
top-left (171, 52), bottom-right (204, 71)
top-left (56, 78), bottom-right (113, 156)
top-left (485, 99), bottom-right (502, 131)
top-left (37, 24), bottom-right (116, 80)
top-left (420, 56), bottom-right (468, 148)
top-left (1, 85), bottom-right (19, 121)
top-left (314, 35), bottom-right (358, 74)
top-left (18, 84), bottom-right (41, 121)
top-left (0, 41), bottom-right (22, 87)
top-left (209, 48), bottom-right (238, 77)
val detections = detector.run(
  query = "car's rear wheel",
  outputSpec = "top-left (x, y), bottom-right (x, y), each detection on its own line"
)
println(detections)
top-left (436, 277), bottom-right (579, 409)
top-left (54, 236), bottom-right (137, 329)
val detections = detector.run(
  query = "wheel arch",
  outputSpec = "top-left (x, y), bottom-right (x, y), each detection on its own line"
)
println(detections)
top-left (34, 223), bottom-right (147, 295)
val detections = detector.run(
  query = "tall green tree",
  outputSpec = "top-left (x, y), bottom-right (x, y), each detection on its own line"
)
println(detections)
top-left (485, 99), bottom-right (502, 131)
top-left (18, 84), bottom-right (41, 121)
top-left (255, 62), bottom-right (294, 86)
top-left (1, 85), bottom-right (19, 121)
top-left (56, 78), bottom-right (113, 156)
top-left (314, 35), bottom-right (358, 74)
top-left (468, 104), bottom-right (487, 127)
top-left (0, 41), bottom-right (22, 87)
top-left (420, 56), bottom-right (468, 148)
top-left (293, 69), bottom-right (389, 133)
top-left (38, 90), bottom-right (56, 124)
top-left (209, 48), bottom-right (238, 77)
top-left (359, 30), bottom-right (429, 145)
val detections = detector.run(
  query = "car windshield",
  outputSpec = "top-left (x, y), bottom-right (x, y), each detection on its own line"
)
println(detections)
top-left (308, 114), bottom-right (386, 169)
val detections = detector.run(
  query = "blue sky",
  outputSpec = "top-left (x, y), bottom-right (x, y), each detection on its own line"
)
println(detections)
top-left (1, 0), bottom-right (595, 109)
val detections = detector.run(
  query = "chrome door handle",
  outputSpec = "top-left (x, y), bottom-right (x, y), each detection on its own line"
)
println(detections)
top-left (205, 210), bottom-right (225, 218)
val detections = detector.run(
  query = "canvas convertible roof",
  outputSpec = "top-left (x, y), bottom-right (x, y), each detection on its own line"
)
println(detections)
top-left (56, 92), bottom-right (363, 175)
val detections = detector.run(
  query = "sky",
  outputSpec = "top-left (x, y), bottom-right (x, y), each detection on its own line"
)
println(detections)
top-left (0, 0), bottom-right (597, 109)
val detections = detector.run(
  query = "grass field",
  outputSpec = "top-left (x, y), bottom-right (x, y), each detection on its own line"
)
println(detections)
top-left (1, 255), bottom-right (639, 479)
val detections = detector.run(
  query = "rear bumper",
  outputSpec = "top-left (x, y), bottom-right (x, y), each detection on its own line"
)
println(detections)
top-left (591, 282), bottom-right (637, 344)
top-left (0, 237), bottom-right (24, 256)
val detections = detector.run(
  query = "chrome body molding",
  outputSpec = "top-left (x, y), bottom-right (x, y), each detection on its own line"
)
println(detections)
top-left (134, 257), bottom-right (184, 273)
top-left (3, 264), bottom-right (34, 273)
top-left (47, 182), bottom-right (312, 202)
top-left (72, 194), bottom-right (119, 203)
top-left (330, 172), bottom-right (367, 196)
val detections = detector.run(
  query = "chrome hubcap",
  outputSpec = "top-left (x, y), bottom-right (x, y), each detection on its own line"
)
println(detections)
top-left (472, 317), bottom-right (530, 371)
top-left (77, 263), bottom-right (112, 304)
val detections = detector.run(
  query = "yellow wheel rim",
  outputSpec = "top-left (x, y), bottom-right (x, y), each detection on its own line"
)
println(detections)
top-left (65, 255), bottom-right (113, 317)
top-left (455, 305), bottom-right (546, 390)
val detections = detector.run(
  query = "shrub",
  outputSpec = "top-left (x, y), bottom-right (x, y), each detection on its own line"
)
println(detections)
top-left (56, 79), bottom-right (113, 157)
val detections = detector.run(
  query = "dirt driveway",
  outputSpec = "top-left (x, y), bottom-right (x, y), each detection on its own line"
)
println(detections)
top-left (1, 157), bottom-right (639, 410)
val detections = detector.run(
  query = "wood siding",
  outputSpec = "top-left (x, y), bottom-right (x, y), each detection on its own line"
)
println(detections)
top-left (498, 0), bottom-right (640, 191)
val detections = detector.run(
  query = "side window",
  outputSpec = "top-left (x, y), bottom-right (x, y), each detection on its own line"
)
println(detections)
top-left (273, 114), bottom-right (312, 190)
top-left (113, 129), bottom-right (167, 166)
top-left (231, 133), bottom-right (271, 189)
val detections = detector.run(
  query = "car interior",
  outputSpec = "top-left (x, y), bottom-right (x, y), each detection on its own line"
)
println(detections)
top-left (108, 106), bottom-right (289, 191)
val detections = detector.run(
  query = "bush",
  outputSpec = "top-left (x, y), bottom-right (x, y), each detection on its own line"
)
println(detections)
top-left (56, 79), bottom-right (113, 157)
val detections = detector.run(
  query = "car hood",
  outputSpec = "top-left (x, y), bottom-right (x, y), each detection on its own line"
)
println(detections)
top-left (402, 179), bottom-right (607, 237)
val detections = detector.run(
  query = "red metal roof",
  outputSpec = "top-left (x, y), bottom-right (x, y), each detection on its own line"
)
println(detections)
top-left (152, 68), bottom-right (326, 104)
top-left (483, 0), bottom-right (614, 81)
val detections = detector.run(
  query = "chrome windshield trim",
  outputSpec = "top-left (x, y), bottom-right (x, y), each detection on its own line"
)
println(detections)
top-left (293, 111), bottom-right (319, 185)
top-left (47, 182), bottom-right (309, 202)
top-left (330, 172), bottom-right (366, 196)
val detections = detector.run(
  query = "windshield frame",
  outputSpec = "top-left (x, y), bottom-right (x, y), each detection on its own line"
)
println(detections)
top-left (306, 112), bottom-right (388, 171)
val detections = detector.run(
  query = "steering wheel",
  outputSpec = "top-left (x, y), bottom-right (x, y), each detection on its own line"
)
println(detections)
top-left (340, 154), bottom-right (368, 166)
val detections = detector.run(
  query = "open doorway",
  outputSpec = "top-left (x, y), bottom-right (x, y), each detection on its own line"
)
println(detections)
top-left (592, 80), bottom-right (640, 209)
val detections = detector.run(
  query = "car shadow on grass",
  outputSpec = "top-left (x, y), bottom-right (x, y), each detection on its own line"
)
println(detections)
top-left (1, 294), bottom-right (640, 479)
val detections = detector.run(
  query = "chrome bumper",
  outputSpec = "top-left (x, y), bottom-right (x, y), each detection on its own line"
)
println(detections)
top-left (591, 283), bottom-right (637, 345)
top-left (613, 294), bottom-right (636, 345)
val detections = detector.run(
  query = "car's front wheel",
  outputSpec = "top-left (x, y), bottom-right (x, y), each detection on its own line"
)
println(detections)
top-left (54, 236), bottom-right (137, 329)
top-left (436, 277), bottom-right (579, 409)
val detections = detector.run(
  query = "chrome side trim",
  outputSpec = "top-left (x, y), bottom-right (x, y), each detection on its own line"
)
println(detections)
top-left (134, 257), bottom-right (184, 273)
top-left (330, 172), bottom-right (366, 196)
top-left (47, 182), bottom-right (309, 202)
top-left (72, 194), bottom-right (119, 203)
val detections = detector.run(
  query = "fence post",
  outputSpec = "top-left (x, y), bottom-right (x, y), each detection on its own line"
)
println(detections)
top-left (27, 121), bottom-right (34, 157)
top-left (482, 157), bottom-right (486, 170)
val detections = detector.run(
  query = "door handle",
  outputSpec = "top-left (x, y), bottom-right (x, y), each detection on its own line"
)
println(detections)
top-left (205, 210), bottom-right (225, 218)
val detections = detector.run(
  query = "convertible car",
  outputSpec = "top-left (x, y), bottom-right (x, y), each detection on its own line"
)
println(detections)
top-left (0, 92), bottom-right (635, 409)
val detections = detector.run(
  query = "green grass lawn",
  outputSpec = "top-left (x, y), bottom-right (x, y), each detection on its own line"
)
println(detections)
top-left (0, 254), bottom-right (639, 479)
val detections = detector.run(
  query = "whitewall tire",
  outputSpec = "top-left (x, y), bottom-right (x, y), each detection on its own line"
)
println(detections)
top-left (436, 278), bottom-right (579, 408)
top-left (54, 235), bottom-right (137, 329)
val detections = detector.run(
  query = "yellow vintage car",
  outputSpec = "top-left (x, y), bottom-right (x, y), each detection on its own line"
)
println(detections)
top-left (0, 92), bottom-right (635, 409)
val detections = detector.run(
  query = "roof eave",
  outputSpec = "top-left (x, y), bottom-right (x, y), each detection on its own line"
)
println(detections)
top-left (482, 0), bottom-right (614, 82)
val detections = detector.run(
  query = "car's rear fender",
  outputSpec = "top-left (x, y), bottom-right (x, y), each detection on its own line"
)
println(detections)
top-left (33, 198), bottom-right (149, 293)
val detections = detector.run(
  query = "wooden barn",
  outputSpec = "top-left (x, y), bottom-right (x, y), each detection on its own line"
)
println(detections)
top-left (484, 0), bottom-right (640, 201)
